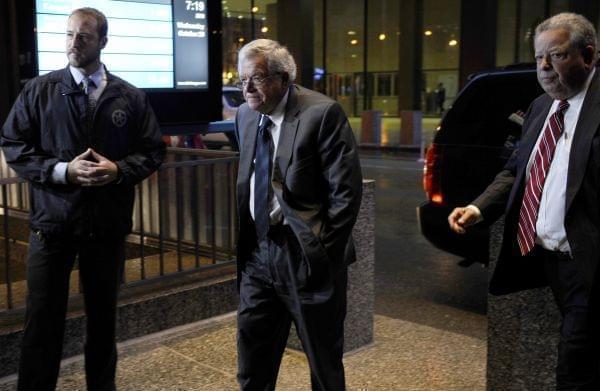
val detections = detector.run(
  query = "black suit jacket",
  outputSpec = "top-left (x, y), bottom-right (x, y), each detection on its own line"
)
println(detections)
top-left (234, 85), bottom-right (363, 294)
top-left (473, 71), bottom-right (600, 296)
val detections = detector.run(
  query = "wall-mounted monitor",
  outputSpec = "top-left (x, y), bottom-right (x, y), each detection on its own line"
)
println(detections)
top-left (33, 0), bottom-right (223, 126)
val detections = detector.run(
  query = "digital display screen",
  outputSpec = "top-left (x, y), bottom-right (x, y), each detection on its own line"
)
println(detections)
top-left (35, 0), bottom-right (209, 90)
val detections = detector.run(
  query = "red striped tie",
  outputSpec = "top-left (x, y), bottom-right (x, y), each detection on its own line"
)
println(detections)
top-left (517, 100), bottom-right (569, 256)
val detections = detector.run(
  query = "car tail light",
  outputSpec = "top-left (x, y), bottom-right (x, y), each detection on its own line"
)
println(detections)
top-left (423, 143), bottom-right (444, 205)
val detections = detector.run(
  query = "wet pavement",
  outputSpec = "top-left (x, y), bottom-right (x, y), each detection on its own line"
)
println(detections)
top-left (361, 153), bottom-right (488, 340)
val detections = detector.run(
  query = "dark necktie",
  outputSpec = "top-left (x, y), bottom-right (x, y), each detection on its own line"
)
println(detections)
top-left (254, 115), bottom-right (274, 240)
top-left (81, 76), bottom-right (97, 130)
top-left (517, 100), bottom-right (569, 255)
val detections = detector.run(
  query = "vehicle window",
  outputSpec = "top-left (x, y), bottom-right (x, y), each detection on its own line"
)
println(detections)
top-left (440, 70), bottom-right (543, 146)
top-left (224, 91), bottom-right (245, 107)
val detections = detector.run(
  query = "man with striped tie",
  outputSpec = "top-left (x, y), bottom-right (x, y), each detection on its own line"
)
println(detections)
top-left (448, 13), bottom-right (599, 389)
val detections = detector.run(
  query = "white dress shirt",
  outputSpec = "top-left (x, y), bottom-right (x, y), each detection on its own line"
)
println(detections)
top-left (51, 64), bottom-right (108, 184)
top-left (249, 89), bottom-right (289, 225)
top-left (526, 68), bottom-right (595, 252)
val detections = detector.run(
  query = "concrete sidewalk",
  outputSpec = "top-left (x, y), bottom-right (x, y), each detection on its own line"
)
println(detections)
top-left (0, 311), bottom-right (485, 390)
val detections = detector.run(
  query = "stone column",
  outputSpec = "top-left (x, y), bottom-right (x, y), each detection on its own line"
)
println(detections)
top-left (288, 179), bottom-right (375, 352)
top-left (487, 218), bottom-right (560, 390)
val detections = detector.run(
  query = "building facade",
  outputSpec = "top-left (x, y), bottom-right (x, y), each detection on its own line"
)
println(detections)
top-left (221, 0), bottom-right (600, 117)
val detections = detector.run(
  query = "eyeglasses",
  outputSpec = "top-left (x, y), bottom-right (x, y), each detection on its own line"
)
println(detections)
top-left (236, 73), bottom-right (280, 89)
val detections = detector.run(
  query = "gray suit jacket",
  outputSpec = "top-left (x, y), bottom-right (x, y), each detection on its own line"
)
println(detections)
top-left (235, 85), bottom-right (363, 294)
top-left (473, 71), bottom-right (600, 297)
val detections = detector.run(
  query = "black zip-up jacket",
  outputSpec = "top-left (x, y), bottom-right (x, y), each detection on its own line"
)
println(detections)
top-left (0, 66), bottom-right (166, 238)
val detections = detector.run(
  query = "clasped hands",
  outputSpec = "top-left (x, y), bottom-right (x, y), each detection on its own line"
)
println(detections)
top-left (67, 148), bottom-right (119, 186)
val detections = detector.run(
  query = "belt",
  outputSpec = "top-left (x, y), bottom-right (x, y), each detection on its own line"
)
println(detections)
top-left (536, 246), bottom-right (572, 260)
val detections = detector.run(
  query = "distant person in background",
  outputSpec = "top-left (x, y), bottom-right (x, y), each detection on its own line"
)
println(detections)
top-left (234, 39), bottom-right (362, 390)
top-left (435, 82), bottom-right (446, 114)
top-left (1, 7), bottom-right (164, 390)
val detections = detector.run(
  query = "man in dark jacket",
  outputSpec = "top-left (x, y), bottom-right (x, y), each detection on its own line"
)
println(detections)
top-left (234, 39), bottom-right (362, 390)
top-left (1, 8), bottom-right (165, 390)
top-left (449, 13), bottom-right (600, 389)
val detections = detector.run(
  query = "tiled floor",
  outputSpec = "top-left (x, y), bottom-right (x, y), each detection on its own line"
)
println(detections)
top-left (0, 311), bottom-right (486, 390)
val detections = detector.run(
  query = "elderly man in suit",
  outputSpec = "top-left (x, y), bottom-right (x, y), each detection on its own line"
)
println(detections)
top-left (449, 13), bottom-right (600, 389)
top-left (234, 39), bottom-right (362, 390)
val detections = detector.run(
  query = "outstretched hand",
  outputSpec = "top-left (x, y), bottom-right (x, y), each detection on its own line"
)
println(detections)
top-left (448, 206), bottom-right (481, 234)
top-left (67, 148), bottom-right (119, 186)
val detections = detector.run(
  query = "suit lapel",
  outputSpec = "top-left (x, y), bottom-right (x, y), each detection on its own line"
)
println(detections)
top-left (237, 109), bottom-right (260, 218)
top-left (239, 110), bottom-right (260, 182)
top-left (566, 71), bottom-right (600, 212)
top-left (274, 85), bottom-right (301, 182)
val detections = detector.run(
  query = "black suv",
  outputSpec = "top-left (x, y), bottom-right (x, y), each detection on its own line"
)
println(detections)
top-left (417, 66), bottom-right (543, 263)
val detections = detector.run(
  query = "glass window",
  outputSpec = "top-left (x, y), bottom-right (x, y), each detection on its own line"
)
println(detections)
top-left (254, 0), bottom-right (277, 40)
top-left (376, 73), bottom-right (392, 96)
top-left (367, 0), bottom-right (399, 73)
top-left (221, 1), bottom-right (252, 86)
top-left (221, 1), bottom-right (279, 86)
top-left (496, 0), bottom-right (571, 67)
top-left (368, 0), bottom-right (399, 116)
top-left (422, 0), bottom-right (460, 70)
top-left (325, 0), bottom-right (364, 116)
top-left (518, 0), bottom-right (546, 62)
top-left (496, 0), bottom-right (517, 66)
top-left (422, 0), bottom-right (460, 116)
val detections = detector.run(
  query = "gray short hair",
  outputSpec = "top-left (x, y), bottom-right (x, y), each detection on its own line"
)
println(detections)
top-left (237, 39), bottom-right (297, 82)
top-left (535, 12), bottom-right (597, 61)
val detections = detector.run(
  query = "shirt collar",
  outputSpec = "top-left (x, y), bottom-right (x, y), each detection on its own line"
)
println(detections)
top-left (266, 88), bottom-right (290, 127)
top-left (69, 63), bottom-right (105, 88)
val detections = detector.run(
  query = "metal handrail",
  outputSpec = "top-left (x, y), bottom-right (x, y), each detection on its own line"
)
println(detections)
top-left (0, 148), bottom-right (240, 314)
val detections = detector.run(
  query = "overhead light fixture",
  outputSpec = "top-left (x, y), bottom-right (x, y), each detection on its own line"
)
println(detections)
top-left (347, 30), bottom-right (356, 35)
top-left (378, 33), bottom-right (386, 40)
top-left (350, 39), bottom-right (358, 45)
top-left (238, 37), bottom-right (245, 43)
top-left (252, 6), bottom-right (259, 12)
top-left (261, 26), bottom-right (268, 33)
top-left (448, 39), bottom-right (458, 46)
top-left (238, 15), bottom-right (243, 19)
top-left (424, 30), bottom-right (433, 36)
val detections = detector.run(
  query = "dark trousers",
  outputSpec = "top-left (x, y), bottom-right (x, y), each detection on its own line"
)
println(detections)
top-left (17, 232), bottom-right (125, 391)
top-left (237, 225), bottom-right (347, 391)
top-left (540, 248), bottom-right (599, 390)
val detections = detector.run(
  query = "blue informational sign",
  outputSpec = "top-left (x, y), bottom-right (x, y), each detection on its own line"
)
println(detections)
top-left (35, 0), bottom-right (209, 90)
